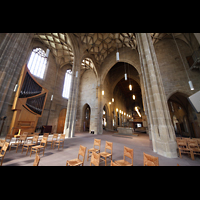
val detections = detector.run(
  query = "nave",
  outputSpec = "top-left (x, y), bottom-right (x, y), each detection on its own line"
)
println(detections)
top-left (2, 131), bottom-right (200, 166)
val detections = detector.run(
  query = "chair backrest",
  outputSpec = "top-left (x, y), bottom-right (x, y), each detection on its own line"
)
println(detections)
top-left (188, 139), bottom-right (199, 149)
top-left (90, 152), bottom-right (100, 166)
top-left (105, 141), bottom-right (112, 154)
top-left (32, 135), bottom-right (39, 144)
top-left (143, 152), bottom-right (159, 166)
top-left (52, 133), bottom-right (58, 140)
top-left (177, 139), bottom-right (188, 148)
top-left (0, 142), bottom-right (9, 156)
top-left (78, 145), bottom-right (87, 163)
top-left (40, 137), bottom-right (47, 146)
top-left (5, 134), bottom-right (12, 143)
top-left (59, 134), bottom-right (65, 141)
top-left (20, 134), bottom-right (27, 141)
top-left (33, 153), bottom-right (40, 166)
top-left (123, 146), bottom-right (133, 165)
top-left (93, 139), bottom-right (101, 150)
top-left (0, 139), bottom-right (5, 147)
top-left (33, 132), bottom-right (40, 136)
top-left (43, 133), bottom-right (49, 138)
top-left (22, 132), bottom-right (28, 136)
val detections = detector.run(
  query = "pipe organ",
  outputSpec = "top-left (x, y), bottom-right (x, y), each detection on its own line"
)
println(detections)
top-left (8, 64), bottom-right (48, 136)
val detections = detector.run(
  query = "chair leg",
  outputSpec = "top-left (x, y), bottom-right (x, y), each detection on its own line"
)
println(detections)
top-left (26, 146), bottom-right (29, 155)
top-left (179, 149), bottom-right (182, 158)
top-left (190, 150), bottom-right (195, 160)
top-left (43, 147), bottom-right (45, 156)
top-left (30, 147), bottom-right (33, 157)
top-left (16, 144), bottom-right (19, 153)
top-left (87, 150), bottom-right (89, 161)
top-left (58, 143), bottom-right (60, 150)
top-left (62, 142), bottom-right (64, 149)
top-left (21, 144), bottom-right (24, 154)
top-left (105, 157), bottom-right (107, 166)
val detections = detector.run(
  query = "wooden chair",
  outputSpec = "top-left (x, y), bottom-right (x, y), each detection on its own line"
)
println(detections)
top-left (5, 134), bottom-right (13, 144)
top-left (115, 146), bottom-right (133, 166)
top-left (53, 134), bottom-right (65, 150)
top-left (30, 137), bottom-right (47, 157)
top-left (143, 152), bottom-right (159, 166)
top-left (188, 139), bottom-right (200, 160)
top-left (47, 133), bottom-right (58, 148)
top-left (38, 133), bottom-right (49, 144)
top-left (90, 152), bottom-right (100, 166)
top-left (99, 141), bottom-right (113, 166)
top-left (0, 142), bottom-right (9, 166)
top-left (66, 145), bottom-right (87, 166)
top-left (33, 153), bottom-right (40, 166)
top-left (87, 139), bottom-right (101, 161)
top-left (21, 135), bottom-right (39, 155)
top-left (9, 134), bottom-right (27, 153)
top-left (110, 160), bottom-right (119, 166)
top-left (177, 139), bottom-right (193, 160)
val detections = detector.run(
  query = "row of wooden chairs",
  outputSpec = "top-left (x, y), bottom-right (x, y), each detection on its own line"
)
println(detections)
top-left (0, 132), bottom-right (65, 166)
top-left (176, 137), bottom-right (200, 160)
top-left (66, 138), bottom-right (159, 166)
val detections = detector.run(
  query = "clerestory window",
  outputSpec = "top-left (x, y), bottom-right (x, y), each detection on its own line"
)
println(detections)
top-left (27, 48), bottom-right (48, 79)
top-left (62, 69), bottom-right (72, 99)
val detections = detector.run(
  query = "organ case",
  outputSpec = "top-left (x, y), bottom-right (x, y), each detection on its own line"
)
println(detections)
top-left (8, 64), bottom-right (48, 136)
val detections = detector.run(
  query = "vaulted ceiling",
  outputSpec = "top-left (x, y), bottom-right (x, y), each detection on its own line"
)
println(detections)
top-left (34, 33), bottom-right (189, 68)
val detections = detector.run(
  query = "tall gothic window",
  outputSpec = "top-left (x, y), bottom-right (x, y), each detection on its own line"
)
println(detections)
top-left (27, 48), bottom-right (48, 79)
top-left (62, 69), bottom-right (72, 99)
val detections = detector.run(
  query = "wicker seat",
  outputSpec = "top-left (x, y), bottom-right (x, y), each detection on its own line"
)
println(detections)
top-left (90, 152), bottom-right (100, 166)
top-left (0, 142), bottom-right (9, 166)
top-left (53, 134), bottom-right (65, 150)
top-left (21, 135), bottom-right (39, 155)
top-left (110, 160), bottom-right (119, 166)
top-left (115, 146), bottom-right (133, 166)
top-left (143, 152), bottom-right (159, 166)
top-left (33, 153), bottom-right (40, 166)
top-left (30, 137), bottom-right (47, 157)
top-left (87, 139), bottom-right (101, 161)
top-left (66, 145), bottom-right (87, 166)
top-left (99, 141), bottom-right (112, 166)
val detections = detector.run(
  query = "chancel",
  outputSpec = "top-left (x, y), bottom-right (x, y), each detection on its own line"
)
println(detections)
top-left (0, 33), bottom-right (200, 166)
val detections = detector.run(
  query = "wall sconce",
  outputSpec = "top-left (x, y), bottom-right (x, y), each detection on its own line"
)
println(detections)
top-left (102, 90), bottom-right (104, 95)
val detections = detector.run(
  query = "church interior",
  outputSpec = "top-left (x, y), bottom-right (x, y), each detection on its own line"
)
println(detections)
top-left (0, 33), bottom-right (200, 166)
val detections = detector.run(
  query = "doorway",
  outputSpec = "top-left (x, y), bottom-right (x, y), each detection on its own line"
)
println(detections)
top-left (82, 104), bottom-right (91, 132)
top-left (57, 108), bottom-right (67, 133)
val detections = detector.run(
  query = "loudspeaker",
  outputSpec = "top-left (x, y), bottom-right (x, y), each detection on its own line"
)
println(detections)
top-left (188, 90), bottom-right (200, 113)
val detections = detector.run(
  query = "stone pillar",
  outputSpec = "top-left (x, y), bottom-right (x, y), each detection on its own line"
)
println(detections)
top-left (64, 47), bottom-right (81, 138)
top-left (136, 33), bottom-right (177, 158)
top-left (0, 33), bottom-right (34, 136)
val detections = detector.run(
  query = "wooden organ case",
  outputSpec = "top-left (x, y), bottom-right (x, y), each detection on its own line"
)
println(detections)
top-left (8, 64), bottom-right (48, 136)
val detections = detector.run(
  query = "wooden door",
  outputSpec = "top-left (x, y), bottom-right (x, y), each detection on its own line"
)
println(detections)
top-left (57, 108), bottom-right (67, 133)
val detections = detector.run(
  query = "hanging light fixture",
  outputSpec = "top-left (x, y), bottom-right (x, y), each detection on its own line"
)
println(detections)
top-left (188, 80), bottom-right (194, 90)
top-left (124, 73), bottom-right (127, 80)
top-left (133, 95), bottom-right (135, 100)
top-left (112, 98), bottom-right (114, 102)
top-left (102, 90), bottom-right (104, 95)
top-left (129, 84), bottom-right (132, 91)
top-left (116, 51), bottom-right (119, 61)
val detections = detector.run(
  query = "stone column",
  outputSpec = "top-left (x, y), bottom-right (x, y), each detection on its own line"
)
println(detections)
top-left (0, 33), bottom-right (34, 136)
top-left (136, 33), bottom-right (177, 158)
top-left (64, 46), bottom-right (81, 138)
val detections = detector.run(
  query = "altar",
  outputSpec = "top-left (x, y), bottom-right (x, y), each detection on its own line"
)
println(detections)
top-left (117, 127), bottom-right (138, 136)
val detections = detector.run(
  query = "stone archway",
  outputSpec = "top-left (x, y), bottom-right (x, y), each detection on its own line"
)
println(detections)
top-left (167, 92), bottom-right (200, 138)
top-left (82, 103), bottom-right (91, 132)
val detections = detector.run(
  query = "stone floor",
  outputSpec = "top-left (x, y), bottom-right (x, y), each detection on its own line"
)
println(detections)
top-left (2, 130), bottom-right (200, 166)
